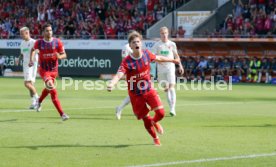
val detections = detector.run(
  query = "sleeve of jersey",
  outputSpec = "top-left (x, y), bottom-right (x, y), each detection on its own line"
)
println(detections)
top-left (33, 40), bottom-right (39, 50)
top-left (31, 40), bottom-right (36, 49)
top-left (57, 39), bottom-right (65, 53)
top-left (147, 50), bottom-right (156, 62)
top-left (117, 60), bottom-right (127, 74)
top-left (172, 42), bottom-right (178, 54)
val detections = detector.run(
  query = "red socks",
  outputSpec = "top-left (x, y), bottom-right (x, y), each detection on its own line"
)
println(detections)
top-left (38, 88), bottom-right (64, 116)
top-left (49, 89), bottom-right (64, 116)
top-left (39, 88), bottom-right (49, 103)
top-left (142, 116), bottom-right (157, 139)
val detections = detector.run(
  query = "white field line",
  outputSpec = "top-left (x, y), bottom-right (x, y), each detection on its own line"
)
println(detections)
top-left (0, 101), bottom-right (274, 113)
top-left (127, 152), bottom-right (276, 167)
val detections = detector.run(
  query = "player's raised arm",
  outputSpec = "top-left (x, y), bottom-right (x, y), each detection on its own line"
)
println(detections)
top-left (107, 72), bottom-right (124, 92)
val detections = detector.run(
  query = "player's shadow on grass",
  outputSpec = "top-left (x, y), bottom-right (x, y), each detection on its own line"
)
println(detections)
top-left (2, 144), bottom-right (151, 150)
top-left (205, 124), bottom-right (276, 128)
top-left (41, 116), bottom-right (116, 120)
top-left (0, 119), bottom-right (17, 122)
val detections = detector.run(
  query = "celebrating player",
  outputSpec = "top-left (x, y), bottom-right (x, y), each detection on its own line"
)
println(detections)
top-left (152, 27), bottom-right (184, 116)
top-left (17, 27), bottom-right (39, 109)
top-left (107, 31), bottom-right (179, 146)
top-left (29, 24), bottom-right (69, 121)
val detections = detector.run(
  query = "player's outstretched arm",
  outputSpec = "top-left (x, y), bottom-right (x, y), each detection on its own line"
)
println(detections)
top-left (155, 55), bottom-right (180, 64)
top-left (107, 72), bottom-right (124, 92)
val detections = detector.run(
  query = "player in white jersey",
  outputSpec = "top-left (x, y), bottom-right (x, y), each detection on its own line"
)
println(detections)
top-left (152, 27), bottom-right (184, 116)
top-left (17, 27), bottom-right (39, 109)
top-left (115, 43), bottom-right (132, 120)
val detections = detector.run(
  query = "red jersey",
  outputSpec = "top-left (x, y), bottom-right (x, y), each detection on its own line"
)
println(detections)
top-left (118, 50), bottom-right (156, 95)
top-left (34, 38), bottom-right (64, 72)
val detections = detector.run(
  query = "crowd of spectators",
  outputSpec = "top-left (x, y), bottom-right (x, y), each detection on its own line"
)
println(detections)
top-left (208, 0), bottom-right (276, 38)
top-left (178, 56), bottom-right (276, 83)
top-left (0, 0), bottom-right (186, 39)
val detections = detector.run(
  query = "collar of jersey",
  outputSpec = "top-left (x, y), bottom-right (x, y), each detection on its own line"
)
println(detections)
top-left (43, 38), bottom-right (54, 43)
top-left (130, 53), bottom-right (142, 60)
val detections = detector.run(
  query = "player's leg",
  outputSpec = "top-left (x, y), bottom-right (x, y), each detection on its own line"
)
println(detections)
top-left (36, 71), bottom-right (49, 111)
top-left (130, 94), bottom-right (159, 145)
top-left (46, 73), bottom-right (69, 121)
top-left (115, 96), bottom-right (130, 120)
top-left (23, 65), bottom-right (39, 109)
top-left (24, 81), bottom-right (39, 109)
top-left (158, 72), bottom-right (169, 96)
top-left (166, 72), bottom-right (176, 116)
top-left (142, 115), bottom-right (161, 146)
top-left (146, 90), bottom-right (165, 135)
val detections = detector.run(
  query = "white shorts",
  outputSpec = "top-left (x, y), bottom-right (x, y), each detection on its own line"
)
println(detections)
top-left (158, 71), bottom-right (176, 86)
top-left (23, 63), bottom-right (37, 82)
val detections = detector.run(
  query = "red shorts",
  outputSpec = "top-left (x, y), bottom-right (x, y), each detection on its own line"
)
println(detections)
top-left (39, 69), bottom-right (58, 82)
top-left (129, 89), bottom-right (162, 120)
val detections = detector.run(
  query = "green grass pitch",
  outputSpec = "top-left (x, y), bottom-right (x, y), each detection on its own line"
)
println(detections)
top-left (0, 77), bottom-right (276, 167)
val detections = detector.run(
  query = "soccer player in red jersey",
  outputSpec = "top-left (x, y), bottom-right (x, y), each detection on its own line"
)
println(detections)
top-left (29, 24), bottom-right (69, 121)
top-left (107, 32), bottom-right (179, 146)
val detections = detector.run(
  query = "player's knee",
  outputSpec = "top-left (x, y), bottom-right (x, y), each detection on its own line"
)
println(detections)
top-left (45, 80), bottom-right (55, 90)
top-left (153, 107), bottom-right (165, 118)
top-left (24, 82), bottom-right (31, 88)
top-left (157, 108), bottom-right (165, 118)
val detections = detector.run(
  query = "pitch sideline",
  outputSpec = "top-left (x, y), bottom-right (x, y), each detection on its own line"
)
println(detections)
top-left (127, 152), bottom-right (276, 167)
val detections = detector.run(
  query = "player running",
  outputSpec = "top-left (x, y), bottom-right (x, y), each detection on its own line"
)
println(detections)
top-left (107, 31), bottom-right (179, 146)
top-left (17, 27), bottom-right (39, 109)
top-left (29, 24), bottom-right (69, 121)
top-left (152, 27), bottom-right (184, 116)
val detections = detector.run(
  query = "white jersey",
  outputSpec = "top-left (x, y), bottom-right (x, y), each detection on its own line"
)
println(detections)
top-left (152, 40), bottom-right (177, 74)
top-left (20, 38), bottom-right (37, 66)
top-left (121, 43), bottom-right (133, 58)
top-left (20, 38), bottom-right (38, 82)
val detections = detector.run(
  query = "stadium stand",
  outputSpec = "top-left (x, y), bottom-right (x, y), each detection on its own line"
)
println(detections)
top-left (0, 0), bottom-right (186, 39)
top-left (209, 0), bottom-right (276, 38)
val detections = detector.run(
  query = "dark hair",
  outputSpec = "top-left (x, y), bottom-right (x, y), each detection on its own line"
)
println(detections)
top-left (43, 24), bottom-right (52, 31)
